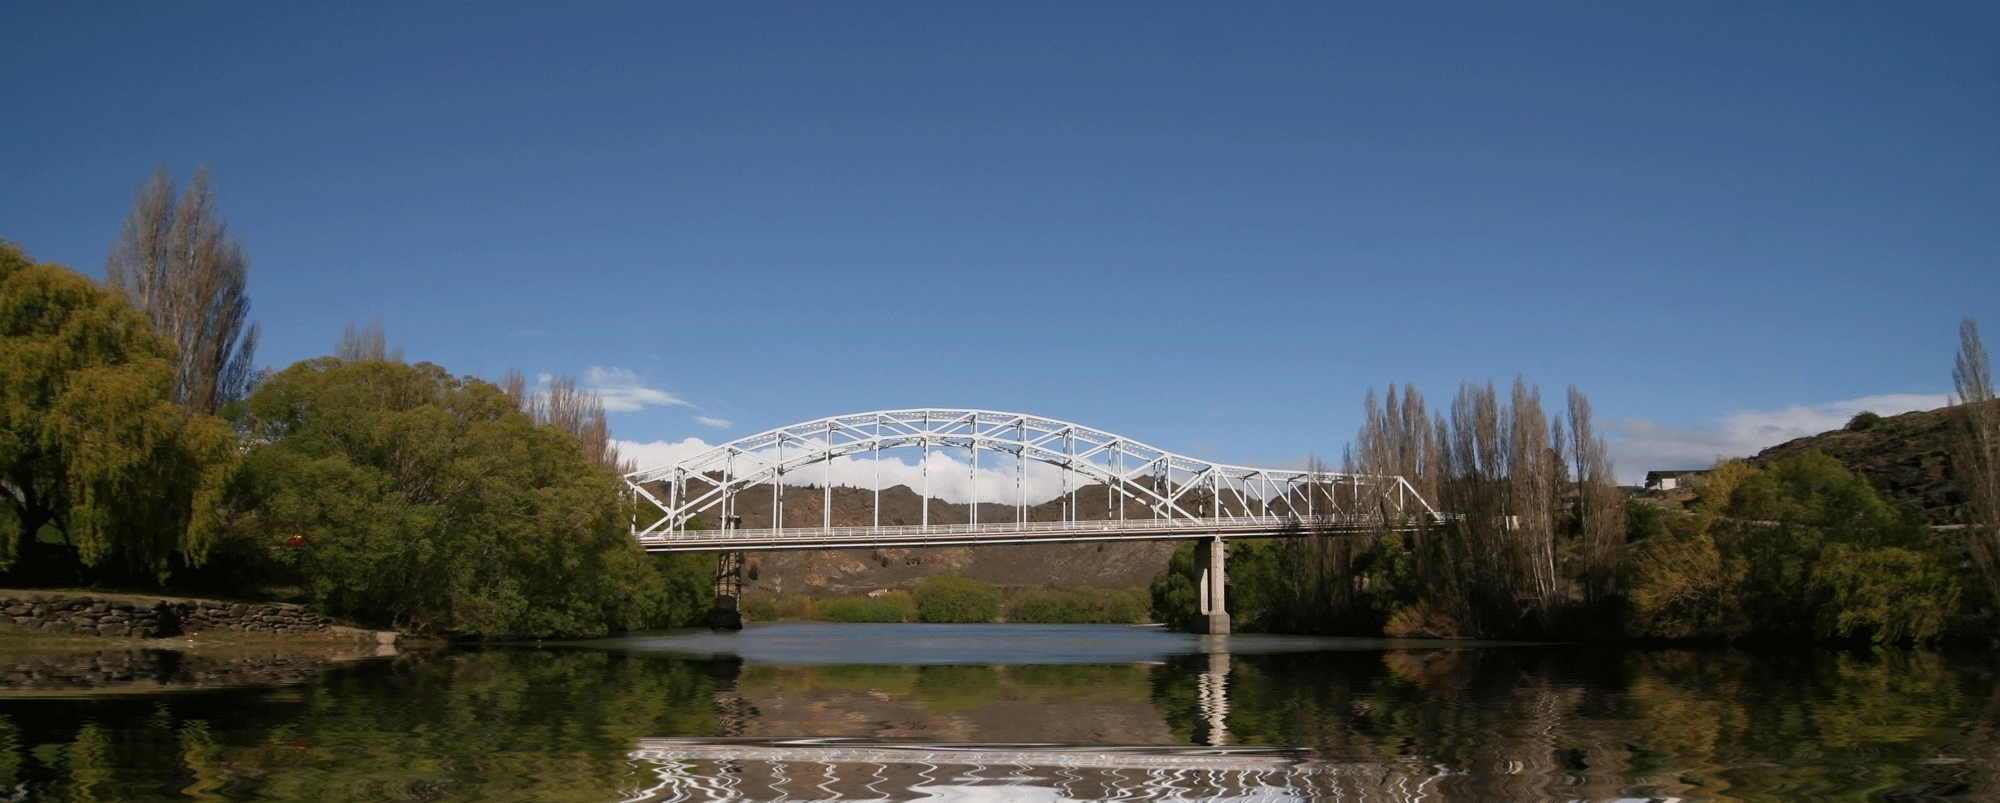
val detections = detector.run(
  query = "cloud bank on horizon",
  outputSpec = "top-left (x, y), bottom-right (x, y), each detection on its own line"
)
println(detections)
top-left (612, 392), bottom-right (1950, 499)
top-left (614, 437), bottom-right (1080, 506)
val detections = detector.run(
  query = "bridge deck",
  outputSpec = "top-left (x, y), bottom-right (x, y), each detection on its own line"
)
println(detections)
top-left (636, 514), bottom-right (1420, 552)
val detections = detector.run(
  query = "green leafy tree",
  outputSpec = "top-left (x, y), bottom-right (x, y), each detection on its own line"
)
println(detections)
top-left (912, 575), bottom-right (1002, 623)
top-left (1148, 542), bottom-right (1200, 630)
top-left (230, 357), bottom-right (672, 636)
top-left (646, 551), bottom-right (718, 627)
top-left (1628, 453), bottom-right (1959, 644)
top-left (0, 241), bottom-right (235, 578)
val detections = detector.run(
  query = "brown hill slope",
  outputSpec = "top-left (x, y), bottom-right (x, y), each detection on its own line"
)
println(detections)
top-left (1746, 404), bottom-right (1979, 526)
top-left (678, 482), bottom-right (1181, 597)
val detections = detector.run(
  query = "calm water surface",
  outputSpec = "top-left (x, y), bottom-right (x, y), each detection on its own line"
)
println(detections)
top-left (1, 622), bottom-right (1997, 801)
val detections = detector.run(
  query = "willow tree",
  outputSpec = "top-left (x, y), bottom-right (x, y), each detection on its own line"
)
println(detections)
top-left (231, 358), bottom-right (670, 635)
top-left (105, 165), bottom-right (261, 415)
top-left (0, 241), bottom-right (234, 578)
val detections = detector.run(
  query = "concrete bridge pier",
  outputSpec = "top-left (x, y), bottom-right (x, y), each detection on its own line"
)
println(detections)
top-left (1194, 535), bottom-right (1230, 635)
top-left (710, 551), bottom-right (745, 630)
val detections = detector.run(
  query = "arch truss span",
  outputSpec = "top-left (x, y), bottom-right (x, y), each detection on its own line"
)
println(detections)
top-left (624, 408), bottom-right (1440, 551)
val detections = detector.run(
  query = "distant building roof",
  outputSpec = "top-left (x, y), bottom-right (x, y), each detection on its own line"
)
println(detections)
top-left (1644, 469), bottom-right (1708, 490)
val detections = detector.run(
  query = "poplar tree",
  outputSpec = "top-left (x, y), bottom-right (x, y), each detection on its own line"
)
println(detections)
top-left (1953, 318), bottom-right (2000, 605)
top-left (503, 369), bottom-right (627, 472)
top-left (1352, 379), bottom-right (1620, 638)
top-left (105, 165), bottom-right (260, 415)
top-left (1567, 386), bottom-right (1622, 604)
top-left (334, 316), bottom-right (399, 363)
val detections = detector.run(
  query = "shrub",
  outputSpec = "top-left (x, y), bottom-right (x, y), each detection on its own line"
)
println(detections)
top-left (740, 594), bottom-right (780, 622)
top-left (1846, 411), bottom-right (1883, 431)
top-left (913, 575), bottom-right (1002, 623)
top-left (1010, 589), bottom-right (1099, 623)
top-left (1008, 587), bottom-right (1153, 623)
top-left (1102, 587), bottom-right (1151, 623)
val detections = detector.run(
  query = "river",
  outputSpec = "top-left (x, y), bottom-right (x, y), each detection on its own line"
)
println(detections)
top-left (0, 622), bottom-right (1996, 801)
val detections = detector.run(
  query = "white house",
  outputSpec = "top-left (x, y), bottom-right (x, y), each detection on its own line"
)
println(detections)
top-left (1644, 470), bottom-right (1706, 492)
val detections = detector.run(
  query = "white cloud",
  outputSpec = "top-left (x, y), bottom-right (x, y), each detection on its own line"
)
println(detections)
top-left (616, 437), bottom-right (719, 473)
top-left (617, 437), bottom-right (1095, 505)
top-left (1606, 393), bottom-right (1948, 484)
top-left (584, 366), bottom-right (693, 413)
top-left (695, 415), bottom-right (732, 429)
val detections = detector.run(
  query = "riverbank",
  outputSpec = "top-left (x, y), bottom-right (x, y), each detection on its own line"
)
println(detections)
top-left (0, 589), bottom-right (425, 695)
top-left (0, 588), bottom-right (409, 656)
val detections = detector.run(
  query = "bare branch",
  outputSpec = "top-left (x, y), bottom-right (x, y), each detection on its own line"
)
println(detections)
top-left (1953, 318), bottom-right (2000, 606)
top-left (335, 316), bottom-right (392, 362)
top-left (105, 164), bottom-right (259, 413)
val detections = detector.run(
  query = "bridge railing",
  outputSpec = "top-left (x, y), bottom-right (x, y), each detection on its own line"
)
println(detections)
top-left (635, 513), bottom-right (1445, 552)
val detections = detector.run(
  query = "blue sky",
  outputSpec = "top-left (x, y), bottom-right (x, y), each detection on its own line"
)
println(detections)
top-left (4, 1), bottom-right (1995, 485)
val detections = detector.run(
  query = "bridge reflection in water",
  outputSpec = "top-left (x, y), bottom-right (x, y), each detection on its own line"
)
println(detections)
top-left (623, 737), bottom-right (1449, 802)
top-left (627, 642), bottom-right (1462, 803)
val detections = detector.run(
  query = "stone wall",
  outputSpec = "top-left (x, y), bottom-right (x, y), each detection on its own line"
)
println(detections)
top-left (0, 650), bottom-right (332, 691)
top-left (0, 594), bottom-right (326, 638)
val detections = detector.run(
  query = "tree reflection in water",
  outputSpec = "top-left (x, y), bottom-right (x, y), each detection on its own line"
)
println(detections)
top-left (0, 633), bottom-right (1995, 801)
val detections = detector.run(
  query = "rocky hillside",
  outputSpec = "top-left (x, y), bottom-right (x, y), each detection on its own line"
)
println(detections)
top-left (673, 482), bottom-right (1181, 597)
top-left (1745, 404), bottom-right (1979, 526)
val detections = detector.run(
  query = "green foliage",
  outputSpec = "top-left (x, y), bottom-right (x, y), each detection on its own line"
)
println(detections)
top-left (817, 590), bottom-right (916, 622)
top-left (1009, 589), bottom-right (1095, 623)
top-left (1846, 410), bottom-right (1883, 431)
top-left (911, 665), bottom-right (1003, 712)
top-left (1627, 453), bottom-right (1960, 644)
top-left (1148, 542), bottom-right (1200, 630)
top-left (1625, 502), bottom-right (1668, 542)
top-left (1812, 544), bottom-right (1958, 643)
top-left (1150, 539), bottom-right (1302, 631)
top-left (912, 575), bottom-right (1002, 623)
top-left (742, 593), bottom-right (822, 621)
top-left (229, 357), bottom-right (677, 636)
top-left (1727, 451), bottom-right (1916, 545)
top-left (740, 593), bottom-right (780, 622)
top-left (1008, 586), bottom-right (1150, 623)
top-left (1221, 539), bottom-right (1283, 630)
top-left (647, 552), bottom-right (718, 628)
top-left (0, 240), bottom-right (237, 579)
top-left (1626, 505), bottom-right (1742, 639)
top-left (0, 650), bottom-right (722, 801)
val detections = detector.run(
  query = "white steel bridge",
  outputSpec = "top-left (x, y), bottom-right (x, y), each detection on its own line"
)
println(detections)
top-left (624, 408), bottom-right (1437, 551)
top-left (624, 409), bottom-right (1440, 633)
